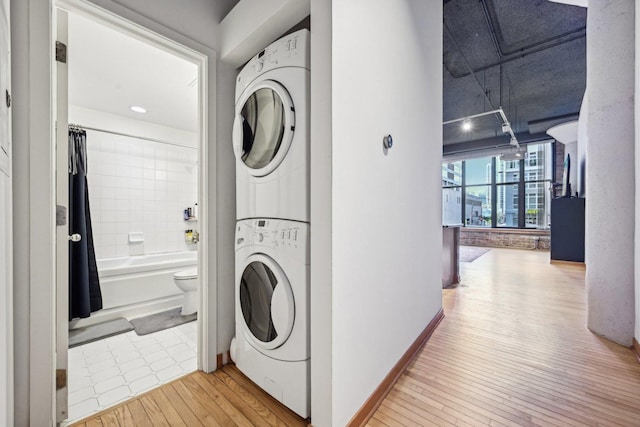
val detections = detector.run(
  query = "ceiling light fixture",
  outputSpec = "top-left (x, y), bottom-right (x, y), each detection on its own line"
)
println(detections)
top-left (462, 120), bottom-right (472, 132)
top-left (500, 146), bottom-right (527, 161)
top-left (130, 105), bottom-right (147, 114)
top-left (443, 107), bottom-right (519, 147)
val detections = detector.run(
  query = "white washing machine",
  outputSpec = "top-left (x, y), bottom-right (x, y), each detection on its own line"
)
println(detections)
top-left (234, 218), bottom-right (310, 418)
top-left (233, 29), bottom-right (310, 223)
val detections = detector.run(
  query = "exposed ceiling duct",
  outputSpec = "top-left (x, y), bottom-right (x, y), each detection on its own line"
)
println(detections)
top-left (443, 0), bottom-right (586, 149)
top-left (547, 0), bottom-right (587, 8)
top-left (546, 120), bottom-right (579, 144)
top-left (529, 113), bottom-right (580, 134)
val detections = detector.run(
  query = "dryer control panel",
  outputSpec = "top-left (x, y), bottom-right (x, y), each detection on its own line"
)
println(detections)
top-left (235, 29), bottom-right (310, 101)
top-left (235, 218), bottom-right (309, 264)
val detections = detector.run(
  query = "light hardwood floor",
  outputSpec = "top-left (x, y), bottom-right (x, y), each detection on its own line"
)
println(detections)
top-left (368, 248), bottom-right (640, 427)
top-left (68, 366), bottom-right (307, 426)
top-left (71, 248), bottom-right (640, 426)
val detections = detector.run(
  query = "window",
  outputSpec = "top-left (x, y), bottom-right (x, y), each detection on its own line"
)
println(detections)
top-left (524, 143), bottom-right (552, 228)
top-left (465, 185), bottom-right (492, 227)
top-left (442, 161), bottom-right (462, 225)
top-left (441, 142), bottom-right (553, 229)
top-left (442, 161), bottom-right (462, 187)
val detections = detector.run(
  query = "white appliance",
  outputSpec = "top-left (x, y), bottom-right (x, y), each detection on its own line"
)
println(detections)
top-left (234, 218), bottom-right (310, 418)
top-left (233, 29), bottom-right (310, 223)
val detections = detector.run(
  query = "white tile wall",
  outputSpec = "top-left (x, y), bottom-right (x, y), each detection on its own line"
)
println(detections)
top-left (85, 130), bottom-right (198, 259)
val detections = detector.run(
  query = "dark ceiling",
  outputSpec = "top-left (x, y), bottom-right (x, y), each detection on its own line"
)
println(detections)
top-left (443, 0), bottom-right (586, 152)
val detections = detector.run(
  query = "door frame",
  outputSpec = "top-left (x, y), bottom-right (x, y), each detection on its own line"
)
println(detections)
top-left (54, 0), bottom-right (213, 421)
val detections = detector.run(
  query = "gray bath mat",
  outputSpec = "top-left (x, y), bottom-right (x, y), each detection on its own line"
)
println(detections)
top-left (460, 246), bottom-right (491, 263)
top-left (130, 307), bottom-right (196, 336)
top-left (69, 317), bottom-right (134, 348)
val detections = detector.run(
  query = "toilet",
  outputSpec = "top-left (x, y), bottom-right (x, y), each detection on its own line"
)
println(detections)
top-left (173, 267), bottom-right (198, 315)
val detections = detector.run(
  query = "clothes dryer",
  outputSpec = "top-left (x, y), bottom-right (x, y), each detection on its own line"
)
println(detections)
top-left (233, 29), bottom-right (310, 222)
top-left (234, 218), bottom-right (310, 418)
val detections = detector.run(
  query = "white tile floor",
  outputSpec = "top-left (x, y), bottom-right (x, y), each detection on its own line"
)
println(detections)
top-left (66, 321), bottom-right (197, 424)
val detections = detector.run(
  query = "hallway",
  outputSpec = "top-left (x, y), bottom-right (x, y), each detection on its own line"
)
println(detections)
top-left (369, 248), bottom-right (640, 426)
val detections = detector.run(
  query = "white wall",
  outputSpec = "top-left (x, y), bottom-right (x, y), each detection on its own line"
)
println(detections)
top-left (329, 1), bottom-right (443, 425)
top-left (220, 0), bottom-right (309, 67)
top-left (214, 60), bottom-right (237, 356)
top-left (11, 0), bottom-right (237, 424)
top-left (70, 105), bottom-right (198, 147)
top-left (105, 0), bottom-right (238, 49)
top-left (585, 0), bottom-right (635, 346)
top-left (577, 94), bottom-right (587, 198)
top-left (309, 0), bottom-right (333, 424)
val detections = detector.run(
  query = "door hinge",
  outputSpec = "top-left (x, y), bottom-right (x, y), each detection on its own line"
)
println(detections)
top-left (56, 205), bottom-right (67, 226)
top-left (5, 90), bottom-right (10, 108)
top-left (56, 369), bottom-right (67, 390)
top-left (56, 41), bottom-right (67, 63)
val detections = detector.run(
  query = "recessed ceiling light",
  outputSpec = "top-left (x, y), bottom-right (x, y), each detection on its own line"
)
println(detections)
top-left (462, 120), bottom-right (472, 132)
top-left (130, 105), bottom-right (147, 114)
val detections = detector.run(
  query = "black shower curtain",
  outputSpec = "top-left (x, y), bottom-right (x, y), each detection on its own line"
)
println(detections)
top-left (69, 129), bottom-right (102, 320)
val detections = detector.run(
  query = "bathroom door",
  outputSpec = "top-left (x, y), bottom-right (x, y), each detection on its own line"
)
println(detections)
top-left (54, 8), bottom-right (70, 423)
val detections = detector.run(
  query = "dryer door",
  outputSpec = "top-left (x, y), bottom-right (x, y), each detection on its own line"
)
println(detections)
top-left (239, 254), bottom-right (295, 350)
top-left (232, 80), bottom-right (295, 177)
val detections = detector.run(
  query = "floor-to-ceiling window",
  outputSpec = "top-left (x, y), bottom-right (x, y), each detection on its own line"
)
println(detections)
top-left (464, 156), bottom-right (493, 227)
top-left (443, 142), bottom-right (553, 229)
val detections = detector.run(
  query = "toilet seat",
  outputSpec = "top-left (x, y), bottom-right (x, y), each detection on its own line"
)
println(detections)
top-left (174, 267), bottom-right (197, 280)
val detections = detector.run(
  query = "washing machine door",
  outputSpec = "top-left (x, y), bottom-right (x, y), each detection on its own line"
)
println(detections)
top-left (239, 254), bottom-right (295, 350)
top-left (232, 80), bottom-right (295, 177)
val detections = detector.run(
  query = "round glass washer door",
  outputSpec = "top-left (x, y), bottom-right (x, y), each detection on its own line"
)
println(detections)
top-left (232, 80), bottom-right (295, 177)
top-left (238, 254), bottom-right (295, 350)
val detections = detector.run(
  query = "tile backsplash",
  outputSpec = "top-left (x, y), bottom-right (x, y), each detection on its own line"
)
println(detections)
top-left (85, 130), bottom-right (198, 259)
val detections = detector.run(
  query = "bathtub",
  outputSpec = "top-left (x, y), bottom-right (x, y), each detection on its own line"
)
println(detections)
top-left (69, 251), bottom-right (197, 330)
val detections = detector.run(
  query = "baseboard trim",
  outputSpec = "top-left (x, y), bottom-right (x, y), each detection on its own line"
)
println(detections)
top-left (217, 351), bottom-right (231, 369)
top-left (633, 338), bottom-right (640, 364)
top-left (347, 308), bottom-right (445, 427)
top-left (550, 259), bottom-right (586, 268)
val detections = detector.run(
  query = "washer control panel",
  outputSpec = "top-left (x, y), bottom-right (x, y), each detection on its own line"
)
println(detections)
top-left (235, 29), bottom-right (310, 101)
top-left (235, 218), bottom-right (309, 261)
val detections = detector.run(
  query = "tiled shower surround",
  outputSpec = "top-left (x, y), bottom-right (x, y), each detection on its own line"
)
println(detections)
top-left (85, 130), bottom-right (198, 259)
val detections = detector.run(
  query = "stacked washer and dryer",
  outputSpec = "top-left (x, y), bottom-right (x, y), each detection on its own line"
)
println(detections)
top-left (230, 29), bottom-right (311, 418)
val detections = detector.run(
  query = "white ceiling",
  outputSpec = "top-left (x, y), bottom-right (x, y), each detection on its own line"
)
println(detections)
top-left (68, 12), bottom-right (199, 132)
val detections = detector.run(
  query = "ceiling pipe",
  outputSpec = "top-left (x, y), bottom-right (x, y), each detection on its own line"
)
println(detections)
top-left (443, 19), bottom-right (498, 114)
top-left (445, 0), bottom-right (585, 80)
top-left (443, 132), bottom-right (552, 159)
top-left (445, 31), bottom-right (585, 79)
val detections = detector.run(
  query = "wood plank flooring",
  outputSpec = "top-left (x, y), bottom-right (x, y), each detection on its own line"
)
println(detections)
top-left (68, 366), bottom-right (307, 427)
top-left (368, 248), bottom-right (640, 427)
top-left (71, 248), bottom-right (640, 426)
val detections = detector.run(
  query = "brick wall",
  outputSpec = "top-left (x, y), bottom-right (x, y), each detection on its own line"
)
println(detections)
top-left (460, 228), bottom-right (550, 250)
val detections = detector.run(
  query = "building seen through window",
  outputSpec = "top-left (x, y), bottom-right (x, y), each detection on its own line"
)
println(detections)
top-left (442, 142), bottom-right (553, 229)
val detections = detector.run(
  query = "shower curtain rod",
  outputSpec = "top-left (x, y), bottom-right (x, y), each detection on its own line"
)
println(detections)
top-left (69, 123), bottom-right (197, 150)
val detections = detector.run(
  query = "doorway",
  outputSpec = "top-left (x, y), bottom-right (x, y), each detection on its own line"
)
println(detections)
top-left (55, 1), bottom-right (209, 424)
